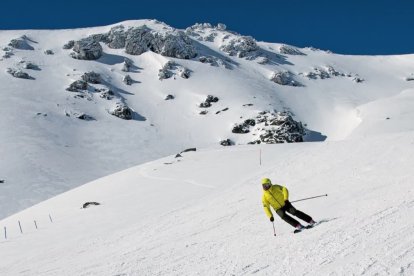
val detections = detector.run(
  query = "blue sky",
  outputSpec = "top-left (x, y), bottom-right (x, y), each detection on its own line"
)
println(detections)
top-left (0, 0), bottom-right (412, 55)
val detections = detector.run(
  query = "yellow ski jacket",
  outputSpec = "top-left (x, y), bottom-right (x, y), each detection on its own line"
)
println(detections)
top-left (262, 184), bottom-right (289, 218)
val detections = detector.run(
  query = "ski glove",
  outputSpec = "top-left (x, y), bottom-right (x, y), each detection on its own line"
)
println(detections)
top-left (270, 217), bottom-right (274, 222)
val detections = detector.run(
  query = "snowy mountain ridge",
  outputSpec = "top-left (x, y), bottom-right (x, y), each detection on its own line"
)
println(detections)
top-left (1, 19), bottom-right (414, 219)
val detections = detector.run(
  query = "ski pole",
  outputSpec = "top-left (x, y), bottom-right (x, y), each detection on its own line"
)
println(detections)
top-left (272, 221), bottom-right (276, 236)
top-left (291, 194), bottom-right (328, 203)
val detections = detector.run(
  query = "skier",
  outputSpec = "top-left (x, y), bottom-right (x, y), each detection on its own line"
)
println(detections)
top-left (261, 178), bottom-right (316, 232)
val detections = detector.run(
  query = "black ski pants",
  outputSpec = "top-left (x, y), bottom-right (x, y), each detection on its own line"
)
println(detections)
top-left (276, 200), bottom-right (313, 228)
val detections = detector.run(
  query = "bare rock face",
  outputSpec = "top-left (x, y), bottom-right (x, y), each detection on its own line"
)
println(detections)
top-left (152, 31), bottom-right (197, 59)
top-left (199, 95), bottom-right (219, 108)
top-left (220, 36), bottom-right (258, 58)
top-left (125, 26), bottom-right (197, 59)
top-left (220, 139), bottom-right (234, 146)
top-left (63, 40), bottom-right (75, 49)
top-left (232, 111), bottom-right (306, 144)
top-left (279, 44), bottom-right (305, 55)
top-left (270, 71), bottom-right (300, 86)
top-left (81, 71), bottom-right (101, 84)
top-left (18, 61), bottom-right (39, 70)
top-left (110, 103), bottom-right (133, 120)
top-left (6, 68), bottom-right (32, 79)
top-left (66, 80), bottom-right (88, 92)
top-left (123, 74), bottom-right (133, 85)
top-left (106, 25), bottom-right (127, 49)
top-left (8, 36), bottom-right (34, 50)
top-left (158, 61), bottom-right (191, 80)
top-left (71, 37), bottom-right (103, 60)
top-left (125, 26), bottom-right (154, 55)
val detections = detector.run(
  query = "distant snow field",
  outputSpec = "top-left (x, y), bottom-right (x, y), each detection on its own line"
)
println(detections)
top-left (0, 20), bottom-right (413, 275)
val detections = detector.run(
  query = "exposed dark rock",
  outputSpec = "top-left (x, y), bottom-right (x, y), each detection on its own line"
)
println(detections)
top-left (82, 202), bottom-right (100, 208)
top-left (107, 25), bottom-right (127, 49)
top-left (199, 110), bottom-right (208, 115)
top-left (220, 36), bottom-right (258, 58)
top-left (199, 95), bottom-right (219, 108)
top-left (220, 139), bottom-right (234, 146)
top-left (244, 119), bottom-right (255, 126)
top-left (165, 94), bottom-right (174, 100)
top-left (6, 68), bottom-right (32, 79)
top-left (121, 58), bottom-right (133, 72)
top-left (71, 37), bottom-right (103, 60)
top-left (158, 61), bottom-right (190, 80)
top-left (81, 71), bottom-right (101, 84)
top-left (99, 89), bottom-right (114, 100)
top-left (44, 49), bottom-right (54, 55)
top-left (8, 36), bottom-right (34, 50)
top-left (279, 44), bottom-right (305, 55)
top-left (123, 74), bottom-right (133, 85)
top-left (232, 123), bottom-right (250, 134)
top-left (270, 71), bottom-right (300, 86)
top-left (125, 26), bottom-right (154, 55)
top-left (0, 179), bottom-right (4, 183)
top-left (353, 76), bottom-right (364, 83)
top-left (63, 40), bottom-right (75, 49)
top-left (66, 80), bottom-right (88, 92)
top-left (406, 74), bottom-right (414, 81)
top-left (18, 61), bottom-right (39, 70)
top-left (110, 103), bottom-right (133, 120)
top-left (76, 113), bottom-right (95, 121)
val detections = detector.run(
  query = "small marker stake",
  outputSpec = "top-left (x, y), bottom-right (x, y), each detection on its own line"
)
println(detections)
top-left (260, 149), bottom-right (262, 166)
top-left (18, 221), bottom-right (23, 234)
top-left (49, 214), bottom-right (53, 223)
top-left (34, 220), bottom-right (38, 229)
top-left (4, 227), bottom-right (6, 239)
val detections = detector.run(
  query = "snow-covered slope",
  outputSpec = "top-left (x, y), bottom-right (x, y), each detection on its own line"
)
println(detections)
top-left (1, 19), bottom-right (414, 275)
top-left (2, 20), bottom-right (414, 219)
top-left (1, 132), bottom-right (413, 275)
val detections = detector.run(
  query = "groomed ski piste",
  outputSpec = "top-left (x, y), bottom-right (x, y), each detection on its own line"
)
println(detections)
top-left (1, 133), bottom-right (414, 275)
top-left (1, 20), bottom-right (414, 275)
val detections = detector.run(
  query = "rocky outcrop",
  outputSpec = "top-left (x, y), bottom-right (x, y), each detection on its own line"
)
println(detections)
top-left (8, 36), bottom-right (34, 50)
top-left (18, 61), bottom-right (39, 70)
top-left (6, 68), bottom-right (32, 79)
top-left (220, 139), bottom-right (234, 146)
top-left (270, 71), bottom-right (300, 86)
top-left (63, 40), bottom-right (75, 49)
top-left (198, 55), bottom-right (231, 69)
top-left (279, 44), bottom-right (305, 55)
top-left (66, 80), bottom-right (88, 92)
top-left (232, 111), bottom-right (306, 144)
top-left (123, 74), bottom-right (133, 85)
top-left (44, 49), bottom-right (54, 55)
top-left (81, 71), bottom-right (101, 84)
top-left (124, 26), bottom-right (154, 55)
top-left (75, 24), bottom-right (197, 59)
top-left (106, 25), bottom-right (127, 49)
top-left (70, 37), bottom-right (103, 60)
top-left (199, 95), bottom-right (219, 108)
top-left (121, 58), bottom-right (133, 72)
top-left (110, 103), bottom-right (133, 120)
top-left (220, 36), bottom-right (258, 58)
top-left (165, 94), bottom-right (175, 100)
top-left (158, 61), bottom-right (191, 80)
